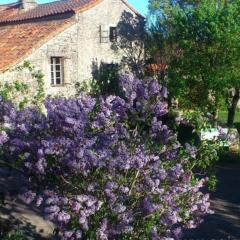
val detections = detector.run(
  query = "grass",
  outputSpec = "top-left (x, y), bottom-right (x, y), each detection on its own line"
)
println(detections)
top-left (218, 110), bottom-right (240, 134)
top-left (218, 110), bottom-right (240, 125)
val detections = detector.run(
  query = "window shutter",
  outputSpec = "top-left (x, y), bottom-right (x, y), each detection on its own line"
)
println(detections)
top-left (99, 25), bottom-right (109, 43)
top-left (99, 25), bottom-right (102, 43)
top-left (64, 58), bottom-right (71, 85)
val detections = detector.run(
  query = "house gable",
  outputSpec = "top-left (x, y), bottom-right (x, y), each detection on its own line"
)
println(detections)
top-left (0, 0), bottom-right (144, 97)
top-left (0, 0), bottom-right (142, 73)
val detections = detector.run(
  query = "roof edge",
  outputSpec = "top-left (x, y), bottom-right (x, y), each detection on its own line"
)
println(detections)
top-left (0, 2), bottom-right (19, 7)
top-left (74, 0), bottom-right (104, 13)
top-left (0, 0), bottom-right (104, 24)
top-left (121, 0), bottom-right (145, 19)
top-left (0, 0), bottom-right (144, 24)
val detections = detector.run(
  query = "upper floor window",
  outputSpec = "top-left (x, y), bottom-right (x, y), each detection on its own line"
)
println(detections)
top-left (100, 26), bottom-right (117, 43)
top-left (109, 27), bottom-right (117, 42)
top-left (51, 57), bottom-right (64, 85)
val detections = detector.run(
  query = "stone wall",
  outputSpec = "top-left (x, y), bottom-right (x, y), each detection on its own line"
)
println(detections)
top-left (0, 0), bottom-right (144, 97)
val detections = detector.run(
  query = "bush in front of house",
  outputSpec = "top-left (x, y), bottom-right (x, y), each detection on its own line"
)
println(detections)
top-left (0, 75), bottom-right (215, 240)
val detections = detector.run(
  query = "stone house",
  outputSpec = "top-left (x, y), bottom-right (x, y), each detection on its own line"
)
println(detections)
top-left (0, 0), bottom-right (144, 96)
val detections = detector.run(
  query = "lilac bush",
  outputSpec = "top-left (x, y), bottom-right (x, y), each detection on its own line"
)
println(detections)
top-left (0, 75), bottom-right (213, 239)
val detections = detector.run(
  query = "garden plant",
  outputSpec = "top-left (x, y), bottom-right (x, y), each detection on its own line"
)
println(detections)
top-left (0, 74), bottom-right (218, 239)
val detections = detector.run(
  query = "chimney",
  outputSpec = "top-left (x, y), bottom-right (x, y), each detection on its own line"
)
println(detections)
top-left (19, 0), bottom-right (37, 11)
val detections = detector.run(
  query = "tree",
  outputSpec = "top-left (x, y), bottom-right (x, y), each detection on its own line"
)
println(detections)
top-left (148, 0), bottom-right (240, 126)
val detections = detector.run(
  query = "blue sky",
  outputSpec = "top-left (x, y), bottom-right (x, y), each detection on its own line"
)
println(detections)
top-left (0, 0), bottom-right (148, 16)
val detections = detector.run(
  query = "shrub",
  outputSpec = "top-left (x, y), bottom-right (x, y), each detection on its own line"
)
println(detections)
top-left (0, 75), bottom-right (215, 240)
top-left (0, 61), bottom-right (45, 112)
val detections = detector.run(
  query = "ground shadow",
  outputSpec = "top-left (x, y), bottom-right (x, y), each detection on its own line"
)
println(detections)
top-left (184, 163), bottom-right (240, 239)
top-left (0, 168), bottom-right (54, 239)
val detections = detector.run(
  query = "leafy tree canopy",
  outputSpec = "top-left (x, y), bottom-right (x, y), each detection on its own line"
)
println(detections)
top-left (148, 0), bottom-right (240, 124)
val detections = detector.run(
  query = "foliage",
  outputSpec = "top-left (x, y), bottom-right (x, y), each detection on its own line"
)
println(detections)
top-left (148, 0), bottom-right (240, 122)
top-left (91, 62), bottom-right (121, 96)
top-left (0, 61), bottom-right (46, 113)
top-left (0, 75), bottom-right (216, 239)
top-left (76, 63), bottom-right (121, 97)
top-left (174, 110), bottom-right (219, 190)
top-left (0, 81), bottom-right (29, 109)
top-left (75, 80), bottom-right (95, 95)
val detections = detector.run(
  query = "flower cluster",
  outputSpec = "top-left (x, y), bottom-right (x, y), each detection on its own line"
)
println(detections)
top-left (0, 75), bottom-right (213, 240)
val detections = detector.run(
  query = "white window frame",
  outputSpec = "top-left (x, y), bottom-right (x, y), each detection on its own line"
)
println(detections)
top-left (51, 57), bottom-right (64, 85)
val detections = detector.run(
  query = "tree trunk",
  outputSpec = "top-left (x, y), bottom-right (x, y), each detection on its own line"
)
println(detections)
top-left (227, 88), bottom-right (239, 127)
top-left (213, 110), bottom-right (218, 127)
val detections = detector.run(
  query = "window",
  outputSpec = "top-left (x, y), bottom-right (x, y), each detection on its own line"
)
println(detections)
top-left (51, 57), bottom-right (64, 85)
top-left (99, 26), bottom-right (117, 43)
top-left (109, 27), bottom-right (117, 42)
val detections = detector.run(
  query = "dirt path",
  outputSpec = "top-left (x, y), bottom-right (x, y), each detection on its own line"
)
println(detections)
top-left (184, 163), bottom-right (240, 240)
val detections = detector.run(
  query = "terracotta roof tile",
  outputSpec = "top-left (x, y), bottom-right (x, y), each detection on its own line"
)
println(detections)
top-left (0, 16), bottom-right (75, 73)
top-left (0, 3), bottom-right (20, 20)
top-left (0, 0), bottom-right (102, 23)
top-left (0, 0), bottom-right (143, 23)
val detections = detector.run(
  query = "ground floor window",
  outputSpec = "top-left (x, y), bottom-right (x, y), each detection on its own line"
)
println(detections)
top-left (51, 57), bottom-right (64, 85)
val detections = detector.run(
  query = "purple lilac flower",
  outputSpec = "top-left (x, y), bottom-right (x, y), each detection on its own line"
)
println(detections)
top-left (35, 158), bottom-right (47, 174)
top-left (185, 143), bottom-right (197, 158)
top-left (172, 227), bottom-right (183, 239)
top-left (0, 131), bottom-right (8, 146)
top-left (0, 75), bottom-right (213, 239)
top-left (21, 191), bottom-right (36, 204)
top-left (44, 205), bottom-right (60, 213)
top-left (150, 225), bottom-right (159, 240)
top-left (63, 231), bottom-right (74, 238)
top-left (57, 211), bottom-right (71, 223)
top-left (161, 86), bottom-right (168, 98)
top-left (170, 164), bottom-right (184, 180)
top-left (149, 79), bottom-right (161, 96)
top-left (97, 218), bottom-right (108, 240)
top-left (35, 196), bottom-right (43, 207)
top-left (151, 102), bottom-right (168, 117)
top-left (75, 230), bottom-right (82, 239)
top-left (71, 201), bottom-right (81, 212)
top-left (141, 197), bottom-right (154, 216)
top-left (113, 204), bottom-right (126, 214)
